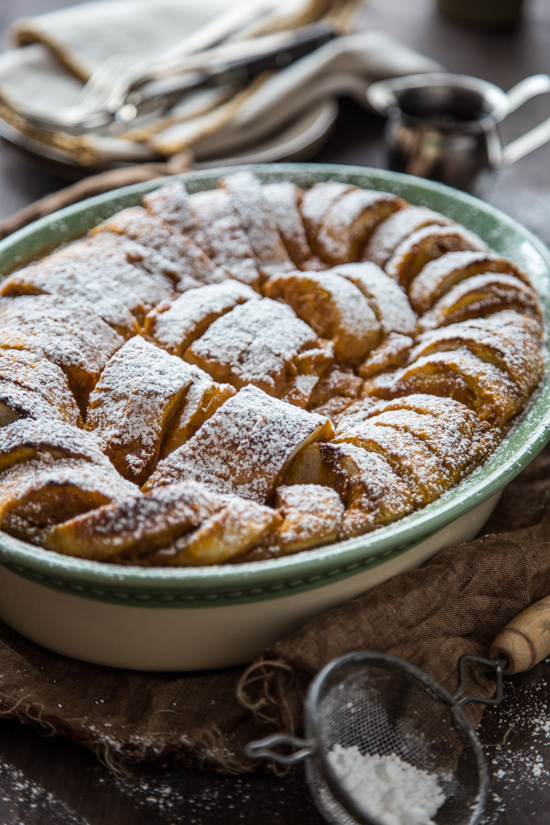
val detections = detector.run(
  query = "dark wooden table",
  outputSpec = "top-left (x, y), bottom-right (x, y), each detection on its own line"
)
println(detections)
top-left (1, 1), bottom-right (550, 823)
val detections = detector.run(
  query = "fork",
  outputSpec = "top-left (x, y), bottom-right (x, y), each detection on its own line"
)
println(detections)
top-left (24, 54), bottom-right (148, 132)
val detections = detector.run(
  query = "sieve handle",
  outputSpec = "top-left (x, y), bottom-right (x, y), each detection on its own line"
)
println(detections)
top-left (245, 732), bottom-right (314, 765)
top-left (490, 595), bottom-right (550, 674)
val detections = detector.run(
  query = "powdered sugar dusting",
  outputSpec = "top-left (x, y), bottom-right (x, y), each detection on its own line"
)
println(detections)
top-left (94, 206), bottom-right (225, 288)
top-left (189, 189), bottom-right (259, 287)
top-left (364, 206), bottom-right (453, 267)
top-left (0, 346), bottom-right (81, 426)
top-left (263, 181), bottom-right (312, 265)
top-left (275, 484), bottom-right (344, 551)
top-left (409, 250), bottom-right (528, 315)
top-left (86, 337), bottom-right (205, 482)
top-left (146, 281), bottom-right (258, 356)
top-left (1, 233), bottom-right (175, 336)
top-left (221, 171), bottom-right (293, 278)
top-left (334, 262), bottom-right (416, 336)
top-left (186, 298), bottom-right (319, 394)
top-left (147, 386), bottom-right (329, 502)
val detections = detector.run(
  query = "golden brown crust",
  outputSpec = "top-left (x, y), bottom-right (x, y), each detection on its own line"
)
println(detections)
top-left (316, 190), bottom-right (405, 265)
top-left (144, 281), bottom-right (258, 357)
top-left (410, 314), bottom-right (544, 403)
top-left (184, 298), bottom-right (333, 404)
top-left (0, 458), bottom-right (138, 543)
top-left (188, 189), bottom-right (260, 289)
top-left (365, 348), bottom-right (521, 426)
top-left (418, 273), bottom-right (543, 332)
top-left (264, 271), bottom-right (381, 364)
top-left (0, 418), bottom-right (110, 476)
top-left (363, 206), bottom-right (452, 267)
top-left (220, 171), bottom-right (293, 280)
top-left (85, 337), bottom-right (208, 484)
top-left (0, 233), bottom-right (176, 338)
top-left (358, 333), bottom-right (414, 379)
top-left (263, 181), bottom-right (312, 267)
top-left (145, 386), bottom-right (333, 504)
top-left (43, 482), bottom-right (219, 561)
top-left (0, 294), bottom-right (123, 413)
top-left (385, 225), bottom-right (488, 291)
top-left (0, 346), bottom-right (81, 428)
top-left (299, 181), bottom-right (355, 250)
top-left (91, 206), bottom-right (224, 290)
top-left (153, 495), bottom-right (280, 566)
top-left (409, 251), bottom-right (532, 315)
top-left (274, 484), bottom-right (344, 553)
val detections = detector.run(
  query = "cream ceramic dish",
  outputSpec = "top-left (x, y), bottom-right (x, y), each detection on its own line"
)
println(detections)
top-left (0, 163), bottom-right (548, 672)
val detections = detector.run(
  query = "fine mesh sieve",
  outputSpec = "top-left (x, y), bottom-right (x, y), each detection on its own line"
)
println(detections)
top-left (246, 593), bottom-right (550, 825)
top-left (246, 651), bottom-right (503, 825)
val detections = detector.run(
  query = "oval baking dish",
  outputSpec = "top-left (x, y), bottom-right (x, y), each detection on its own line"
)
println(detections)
top-left (0, 163), bottom-right (549, 672)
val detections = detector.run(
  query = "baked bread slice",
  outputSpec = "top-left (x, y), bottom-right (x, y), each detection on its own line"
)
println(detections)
top-left (144, 281), bottom-right (258, 356)
top-left (86, 336), bottom-right (228, 484)
top-left (0, 457), bottom-right (138, 544)
top-left (0, 294), bottom-right (123, 412)
top-left (386, 225), bottom-right (488, 290)
top-left (274, 484), bottom-right (344, 553)
top-left (145, 385), bottom-right (333, 503)
top-left (363, 206), bottom-right (453, 267)
top-left (264, 270), bottom-right (381, 364)
top-left (409, 250), bottom-right (531, 314)
top-left (0, 346), bottom-right (81, 428)
top-left (185, 297), bottom-right (333, 405)
top-left (418, 273), bottom-right (543, 331)
top-left (0, 233), bottom-right (176, 338)
top-left (92, 206), bottom-right (225, 290)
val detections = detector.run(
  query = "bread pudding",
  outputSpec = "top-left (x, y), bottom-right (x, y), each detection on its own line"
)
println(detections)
top-left (0, 171), bottom-right (543, 566)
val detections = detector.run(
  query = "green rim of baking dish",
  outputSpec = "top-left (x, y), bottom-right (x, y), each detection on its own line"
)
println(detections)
top-left (0, 163), bottom-right (549, 608)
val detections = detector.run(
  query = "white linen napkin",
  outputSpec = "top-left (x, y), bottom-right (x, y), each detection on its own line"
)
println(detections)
top-left (0, 0), bottom-right (442, 167)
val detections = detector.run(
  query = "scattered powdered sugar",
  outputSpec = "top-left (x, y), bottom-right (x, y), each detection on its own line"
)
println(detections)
top-left (0, 757), bottom-right (88, 825)
top-left (328, 743), bottom-right (446, 825)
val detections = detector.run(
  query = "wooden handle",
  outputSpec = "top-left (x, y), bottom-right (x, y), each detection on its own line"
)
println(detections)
top-left (490, 595), bottom-right (550, 674)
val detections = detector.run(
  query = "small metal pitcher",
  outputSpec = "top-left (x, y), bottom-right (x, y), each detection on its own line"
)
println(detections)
top-left (367, 72), bottom-right (550, 190)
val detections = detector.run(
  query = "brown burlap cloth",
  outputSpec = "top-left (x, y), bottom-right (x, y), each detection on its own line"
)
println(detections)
top-left (1, 169), bottom-right (550, 774)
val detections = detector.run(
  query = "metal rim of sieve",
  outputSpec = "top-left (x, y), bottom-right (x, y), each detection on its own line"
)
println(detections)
top-left (247, 651), bottom-right (506, 825)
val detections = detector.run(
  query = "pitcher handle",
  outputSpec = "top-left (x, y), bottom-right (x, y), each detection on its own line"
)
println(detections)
top-left (501, 73), bottom-right (550, 166)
